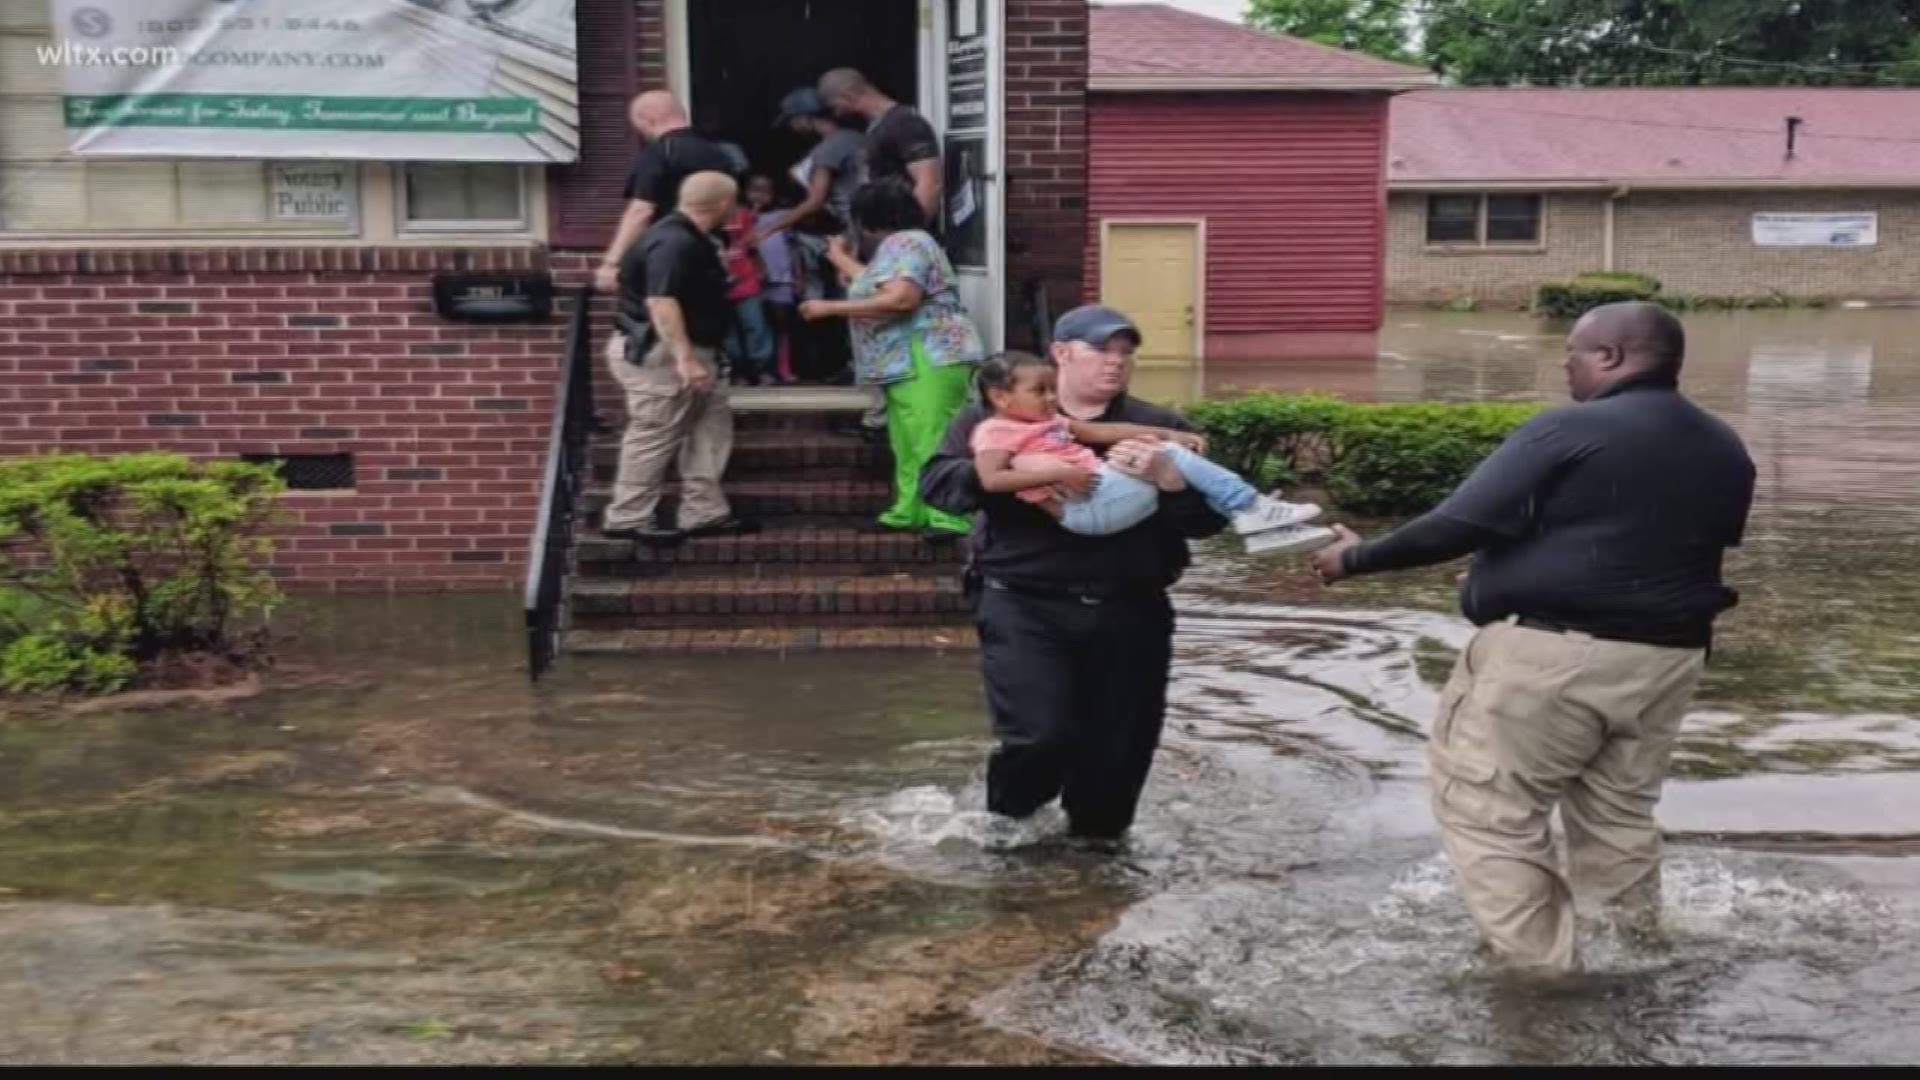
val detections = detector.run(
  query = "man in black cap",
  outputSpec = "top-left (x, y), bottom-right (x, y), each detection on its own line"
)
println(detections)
top-left (756, 87), bottom-right (866, 247)
top-left (920, 304), bottom-right (1231, 846)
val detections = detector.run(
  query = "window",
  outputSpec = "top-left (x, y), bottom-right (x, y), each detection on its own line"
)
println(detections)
top-left (242, 454), bottom-right (357, 492)
top-left (400, 164), bottom-right (528, 231)
top-left (1425, 193), bottom-right (1544, 247)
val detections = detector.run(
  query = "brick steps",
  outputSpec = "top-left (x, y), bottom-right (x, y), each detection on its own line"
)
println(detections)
top-left (581, 479), bottom-right (892, 529)
top-left (563, 404), bottom-right (971, 653)
top-left (589, 430), bottom-right (890, 484)
top-left (569, 574), bottom-right (967, 629)
top-left (576, 526), bottom-right (966, 575)
top-left (566, 626), bottom-right (978, 655)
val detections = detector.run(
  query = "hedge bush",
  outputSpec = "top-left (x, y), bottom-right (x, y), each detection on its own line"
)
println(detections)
top-left (1187, 394), bottom-right (1542, 517)
top-left (0, 453), bottom-right (285, 694)
top-left (1534, 271), bottom-right (1662, 319)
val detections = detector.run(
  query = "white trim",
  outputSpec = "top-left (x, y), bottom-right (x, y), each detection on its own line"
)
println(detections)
top-left (396, 162), bottom-right (534, 235)
top-left (1098, 217), bottom-right (1206, 360)
top-left (666, 0), bottom-right (691, 106)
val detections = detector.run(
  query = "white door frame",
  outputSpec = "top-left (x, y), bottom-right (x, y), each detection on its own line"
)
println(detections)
top-left (1098, 217), bottom-right (1207, 360)
top-left (665, 0), bottom-right (1005, 350)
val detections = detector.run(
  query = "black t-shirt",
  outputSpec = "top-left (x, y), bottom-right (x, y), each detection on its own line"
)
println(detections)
top-left (865, 104), bottom-right (941, 187)
top-left (918, 397), bottom-right (1230, 594)
top-left (619, 213), bottom-right (731, 349)
top-left (623, 128), bottom-right (737, 212)
top-left (1420, 379), bottom-right (1755, 648)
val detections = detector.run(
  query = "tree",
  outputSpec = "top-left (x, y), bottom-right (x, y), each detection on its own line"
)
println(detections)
top-left (1246, 0), bottom-right (1417, 64)
top-left (1420, 0), bottom-right (1920, 86)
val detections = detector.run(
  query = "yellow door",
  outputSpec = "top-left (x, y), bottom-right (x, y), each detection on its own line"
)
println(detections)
top-left (1100, 223), bottom-right (1200, 362)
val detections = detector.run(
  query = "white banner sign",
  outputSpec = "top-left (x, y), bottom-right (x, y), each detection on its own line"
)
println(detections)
top-left (1751, 212), bottom-right (1878, 248)
top-left (52, 0), bottom-right (578, 162)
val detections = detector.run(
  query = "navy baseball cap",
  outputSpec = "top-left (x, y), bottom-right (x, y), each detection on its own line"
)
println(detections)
top-left (1052, 304), bottom-right (1142, 348)
top-left (773, 87), bottom-right (827, 127)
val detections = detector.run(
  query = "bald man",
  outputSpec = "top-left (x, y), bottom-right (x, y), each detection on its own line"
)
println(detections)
top-left (1313, 301), bottom-right (1755, 976)
top-left (818, 68), bottom-right (941, 227)
top-left (603, 171), bottom-right (752, 544)
top-left (595, 91), bottom-right (738, 295)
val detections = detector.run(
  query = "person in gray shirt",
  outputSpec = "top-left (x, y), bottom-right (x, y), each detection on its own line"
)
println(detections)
top-left (756, 87), bottom-right (866, 248)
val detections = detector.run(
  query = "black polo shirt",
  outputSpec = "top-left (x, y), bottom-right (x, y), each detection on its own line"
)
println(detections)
top-left (1370, 378), bottom-right (1757, 648)
top-left (865, 104), bottom-right (941, 187)
top-left (620, 212), bottom-right (731, 349)
top-left (623, 128), bottom-right (737, 212)
top-left (919, 396), bottom-right (1229, 594)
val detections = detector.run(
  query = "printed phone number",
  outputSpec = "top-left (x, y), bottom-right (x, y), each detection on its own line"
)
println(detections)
top-left (140, 19), bottom-right (365, 34)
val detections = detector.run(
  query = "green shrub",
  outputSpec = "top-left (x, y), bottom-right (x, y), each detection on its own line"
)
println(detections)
top-left (1534, 270), bottom-right (1661, 319)
top-left (1325, 402), bottom-right (1542, 515)
top-left (0, 453), bottom-right (285, 695)
top-left (1184, 392), bottom-right (1347, 491)
top-left (1187, 395), bottom-right (1542, 516)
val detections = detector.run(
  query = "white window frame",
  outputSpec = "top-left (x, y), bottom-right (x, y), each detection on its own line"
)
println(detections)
top-left (395, 162), bottom-right (534, 235)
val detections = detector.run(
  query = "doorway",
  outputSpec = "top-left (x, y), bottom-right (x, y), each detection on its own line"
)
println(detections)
top-left (686, 0), bottom-right (919, 187)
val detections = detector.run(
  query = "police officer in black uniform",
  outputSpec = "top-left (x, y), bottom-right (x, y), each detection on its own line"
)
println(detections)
top-left (920, 305), bottom-right (1229, 845)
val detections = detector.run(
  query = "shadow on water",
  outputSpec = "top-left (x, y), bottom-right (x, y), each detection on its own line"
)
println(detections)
top-left (4, 308), bottom-right (1920, 1062)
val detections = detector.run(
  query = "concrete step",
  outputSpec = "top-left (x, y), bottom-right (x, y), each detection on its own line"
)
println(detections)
top-left (589, 429), bottom-right (889, 484)
top-left (568, 574), bottom-right (970, 630)
top-left (575, 526), bottom-right (967, 578)
top-left (566, 625), bottom-right (978, 655)
top-left (582, 479), bottom-right (892, 530)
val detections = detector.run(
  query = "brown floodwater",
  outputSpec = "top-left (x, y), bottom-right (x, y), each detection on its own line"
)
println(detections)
top-left (2, 308), bottom-right (1918, 1063)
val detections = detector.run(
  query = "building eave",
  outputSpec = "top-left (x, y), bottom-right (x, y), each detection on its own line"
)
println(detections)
top-left (1091, 74), bottom-right (1438, 93)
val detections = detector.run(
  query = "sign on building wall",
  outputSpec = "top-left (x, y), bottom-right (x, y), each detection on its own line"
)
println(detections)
top-left (1751, 212), bottom-right (1878, 248)
top-left (942, 0), bottom-right (989, 270)
top-left (52, 0), bottom-right (578, 162)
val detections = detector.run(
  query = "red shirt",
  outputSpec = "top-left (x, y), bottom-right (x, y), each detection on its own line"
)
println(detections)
top-left (721, 208), bottom-right (764, 301)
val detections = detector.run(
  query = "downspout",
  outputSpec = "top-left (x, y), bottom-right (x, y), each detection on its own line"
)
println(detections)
top-left (1603, 185), bottom-right (1630, 272)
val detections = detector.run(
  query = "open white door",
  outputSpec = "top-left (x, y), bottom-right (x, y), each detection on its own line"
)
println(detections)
top-left (924, 0), bottom-right (1005, 351)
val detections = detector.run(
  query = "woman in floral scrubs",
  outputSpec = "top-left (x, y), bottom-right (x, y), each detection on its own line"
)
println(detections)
top-left (800, 180), bottom-right (984, 538)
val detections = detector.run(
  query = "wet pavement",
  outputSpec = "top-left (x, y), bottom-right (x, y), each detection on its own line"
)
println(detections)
top-left (3, 308), bottom-right (1920, 1063)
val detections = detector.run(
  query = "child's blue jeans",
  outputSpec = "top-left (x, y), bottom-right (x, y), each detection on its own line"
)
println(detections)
top-left (1055, 444), bottom-right (1256, 536)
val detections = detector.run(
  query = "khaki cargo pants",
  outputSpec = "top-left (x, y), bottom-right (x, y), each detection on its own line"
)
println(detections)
top-left (604, 333), bottom-right (733, 533)
top-left (1428, 616), bottom-right (1705, 975)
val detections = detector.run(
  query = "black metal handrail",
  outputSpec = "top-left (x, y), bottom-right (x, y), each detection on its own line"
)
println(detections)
top-left (525, 285), bottom-right (596, 681)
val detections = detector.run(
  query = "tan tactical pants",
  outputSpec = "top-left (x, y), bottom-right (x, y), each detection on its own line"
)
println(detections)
top-left (1427, 616), bottom-right (1706, 975)
top-left (604, 333), bottom-right (733, 532)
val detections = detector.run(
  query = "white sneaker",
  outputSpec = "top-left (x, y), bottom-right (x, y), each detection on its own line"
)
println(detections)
top-left (1231, 495), bottom-right (1323, 536)
top-left (1243, 523), bottom-right (1338, 556)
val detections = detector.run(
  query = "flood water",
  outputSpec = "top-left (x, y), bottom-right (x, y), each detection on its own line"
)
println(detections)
top-left (4, 308), bottom-right (1920, 1063)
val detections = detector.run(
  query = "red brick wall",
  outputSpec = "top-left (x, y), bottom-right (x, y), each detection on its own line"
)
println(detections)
top-left (0, 247), bottom-right (596, 592)
top-left (1004, 0), bottom-right (1091, 349)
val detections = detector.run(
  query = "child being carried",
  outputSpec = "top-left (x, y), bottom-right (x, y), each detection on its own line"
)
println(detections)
top-left (969, 352), bottom-right (1337, 554)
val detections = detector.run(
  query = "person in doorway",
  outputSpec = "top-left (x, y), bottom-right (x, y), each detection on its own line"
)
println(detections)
top-left (718, 190), bottom-right (776, 386)
top-left (970, 351), bottom-right (1331, 551)
top-left (817, 68), bottom-right (942, 229)
top-left (759, 87), bottom-right (866, 248)
top-left (602, 171), bottom-right (757, 545)
top-left (1311, 301), bottom-right (1756, 976)
top-left (799, 180), bottom-right (982, 538)
top-left (593, 91), bottom-right (738, 296)
top-left (745, 175), bottom-right (799, 385)
top-left (918, 304), bottom-right (1228, 847)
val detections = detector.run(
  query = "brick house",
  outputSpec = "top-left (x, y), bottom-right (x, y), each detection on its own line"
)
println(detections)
top-left (0, 0), bottom-right (1091, 591)
top-left (1387, 89), bottom-right (1920, 308)
top-left (1085, 4), bottom-right (1431, 363)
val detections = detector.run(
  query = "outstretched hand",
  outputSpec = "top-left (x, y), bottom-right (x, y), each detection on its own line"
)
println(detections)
top-left (1311, 524), bottom-right (1363, 583)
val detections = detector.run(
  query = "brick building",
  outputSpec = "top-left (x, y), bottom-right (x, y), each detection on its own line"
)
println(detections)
top-left (1085, 4), bottom-right (1430, 363)
top-left (0, 0), bottom-right (1091, 591)
top-left (1387, 89), bottom-right (1920, 308)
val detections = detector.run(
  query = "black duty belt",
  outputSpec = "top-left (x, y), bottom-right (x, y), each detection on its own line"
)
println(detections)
top-left (983, 576), bottom-right (1162, 606)
top-left (1512, 615), bottom-right (1708, 652)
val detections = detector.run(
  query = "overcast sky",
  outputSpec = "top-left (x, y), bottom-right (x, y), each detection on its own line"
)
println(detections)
top-left (1154, 0), bottom-right (1250, 23)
